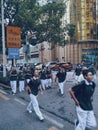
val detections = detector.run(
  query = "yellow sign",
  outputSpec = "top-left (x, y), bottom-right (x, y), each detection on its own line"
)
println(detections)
top-left (7, 26), bottom-right (21, 48)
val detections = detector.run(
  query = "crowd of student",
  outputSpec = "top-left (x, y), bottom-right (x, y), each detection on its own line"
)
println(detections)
top-left (8, 63), bottom-right (97, 129)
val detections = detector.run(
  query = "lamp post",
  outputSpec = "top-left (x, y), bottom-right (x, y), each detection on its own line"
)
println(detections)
top-left (1, 0), bottom-right (6, 77)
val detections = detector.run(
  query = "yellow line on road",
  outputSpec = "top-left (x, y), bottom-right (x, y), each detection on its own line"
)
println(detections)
top-left (0, 93), bottom-right (10, 100)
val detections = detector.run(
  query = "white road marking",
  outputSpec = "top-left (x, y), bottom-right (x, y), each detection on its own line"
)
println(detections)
top-left (43, 114), bottom-right (64, 129)
top-left (0, 89), bottom-right (7, 95)
top-left (14, 98), bottom-right (26, 106)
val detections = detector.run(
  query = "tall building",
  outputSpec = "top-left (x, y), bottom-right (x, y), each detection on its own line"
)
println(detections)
top-left (64, 0), bottom-right (98, 65)
top-left (70, 0), bottom-right (97, 40)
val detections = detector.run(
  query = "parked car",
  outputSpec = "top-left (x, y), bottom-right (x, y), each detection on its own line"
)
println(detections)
top-left (52, 62), bottom-right (73, 71)
top-left (35, 63), bottom-right (43, 70)
top-left (45, 61), bottom-right (59, 70)
top-left (59, 62), bottom-right (73, 71)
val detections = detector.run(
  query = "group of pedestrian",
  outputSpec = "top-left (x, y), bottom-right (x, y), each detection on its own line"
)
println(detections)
top-left (26, 64), bottom-right (67, 121)
top-left (9, 65), bottom-right (33, 95)
top-left (39, 66), bottom-right (52, 90)
top-left (9, 63), bottom-right (97, 129)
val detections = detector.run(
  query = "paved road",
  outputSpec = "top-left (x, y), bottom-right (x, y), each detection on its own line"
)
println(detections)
top-left (0, 71), bottom-right (98, 130)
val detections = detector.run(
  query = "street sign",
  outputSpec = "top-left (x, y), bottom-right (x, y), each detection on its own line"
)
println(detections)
top-left (8, 48), bottom-right (19, 59)
top-left (6, 26), bottom-right (21, 48)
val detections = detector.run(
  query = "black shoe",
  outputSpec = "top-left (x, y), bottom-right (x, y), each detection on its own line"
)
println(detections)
top-left (12, 92), bottom-right (16, 95)
top-left (48, 86), bottom-right (51, 89)
top-left (60, 93), bottom-right (64, 96)
top-left (39, 118), bottom-right (44, 122)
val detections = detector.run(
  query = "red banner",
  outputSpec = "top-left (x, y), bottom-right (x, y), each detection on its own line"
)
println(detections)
top-left (7, 26), bottom-right (21, 48)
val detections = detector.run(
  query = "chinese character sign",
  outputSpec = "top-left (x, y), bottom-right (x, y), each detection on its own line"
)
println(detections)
top-left (6, 26), bottom-right (21, 48)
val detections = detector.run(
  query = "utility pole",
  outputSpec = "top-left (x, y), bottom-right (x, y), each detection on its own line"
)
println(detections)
top-left (1, 0), bottom-right (6, 77)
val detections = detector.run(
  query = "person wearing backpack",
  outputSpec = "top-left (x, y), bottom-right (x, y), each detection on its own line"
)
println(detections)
top-left (69, 69), bottom-right (97, 130)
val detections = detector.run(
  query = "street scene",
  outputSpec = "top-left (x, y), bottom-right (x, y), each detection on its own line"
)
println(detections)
top-left (0, 71), bottom-right (98, 130)
top-left (0, 0), bottom-right (98, 130)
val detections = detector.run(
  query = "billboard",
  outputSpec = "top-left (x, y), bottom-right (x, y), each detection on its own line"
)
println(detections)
top-left (6, 26), bottom-right (21, 48)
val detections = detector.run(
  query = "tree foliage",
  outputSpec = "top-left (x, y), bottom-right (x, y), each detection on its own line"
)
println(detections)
top-left (38, 2), bottom-right (65, 45)
top-left (0, 0), bottom-right (66, 51)
top-left (65, 24), bottom-right (76, 38)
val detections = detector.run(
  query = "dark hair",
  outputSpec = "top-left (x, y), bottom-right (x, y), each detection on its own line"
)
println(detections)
top-left (82, 69), bottom-right (92, 77)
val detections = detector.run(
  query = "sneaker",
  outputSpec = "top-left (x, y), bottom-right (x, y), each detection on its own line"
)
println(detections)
top-left (27, 109), bottom-right (32, 113)
top-left (74, 119), bottom-right (79, 128)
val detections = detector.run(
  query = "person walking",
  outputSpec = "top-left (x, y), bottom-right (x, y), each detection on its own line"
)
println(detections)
top-left (74, 64), bottom-right (82, 82)
top-left (39, 66), bottom-right (47, 90)
top-left (25, 66), bottom-right (32, 84)
top-left (89, 64), bottom-right (97, 83)
top-left (18, 66), bottom-right (25, 92)
top-left (26, 70), bottom-right (44, 121)
top-left (46, 67), bottom-right (52, 89)
top-left (69, 69), bottom-right (97, 130)
top-left (9, 66), bottom-right (17, 95)
top-left (78, 67), bottom-right (88, 83)
top-left (55, 66), bottom-right (67, 96)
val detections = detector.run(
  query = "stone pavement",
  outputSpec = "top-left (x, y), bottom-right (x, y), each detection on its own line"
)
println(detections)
top-left (16, 71), bottom-right (98, 130)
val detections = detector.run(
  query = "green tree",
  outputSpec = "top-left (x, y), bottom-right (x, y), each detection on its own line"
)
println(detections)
top-left (38, 2), bottom-right (65, 46)
top-left (0, 0), bottom-right (20, 53)
top-left (0, 0), bottom-right (66, 49)
top-left (65, 24), bottom-right (76, 43)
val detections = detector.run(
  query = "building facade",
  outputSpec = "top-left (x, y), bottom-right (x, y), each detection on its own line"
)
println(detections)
top-left (63, 0), bottom-right (98, 65)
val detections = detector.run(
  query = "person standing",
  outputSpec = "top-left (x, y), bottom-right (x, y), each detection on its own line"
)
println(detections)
top-left (55, 66), bottom-right (67, 96)
top-left (9, 66), bottom-right (17, 95)
top-left (18, 66), bottom-right (25, 92)
top-left (26, 70), bottom-right (44, 121)
top-left (69, 69), bottom-right (97, 130)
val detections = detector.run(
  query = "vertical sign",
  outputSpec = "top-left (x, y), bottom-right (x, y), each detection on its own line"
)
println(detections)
top-left (6, 26), bottom-right (21, 48)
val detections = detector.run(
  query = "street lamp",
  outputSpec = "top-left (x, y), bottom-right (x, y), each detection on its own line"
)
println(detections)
top-left (1, 0), bottom-right (6, 77)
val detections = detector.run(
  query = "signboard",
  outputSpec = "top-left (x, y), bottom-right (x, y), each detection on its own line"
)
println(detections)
top-left (8, 48), bottom-right (19, 59)
top-left (7, 26), bottom-right (21, 48)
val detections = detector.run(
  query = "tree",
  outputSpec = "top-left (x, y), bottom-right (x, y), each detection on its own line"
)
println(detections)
top-left (0, 0), bottom-right (66, 49)
top-left (0, 0), bottom-right (20, 53)
top-left (65, 24), bottom-right (76, 43)
top-left (38, 2), bottom-right (66, 46)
